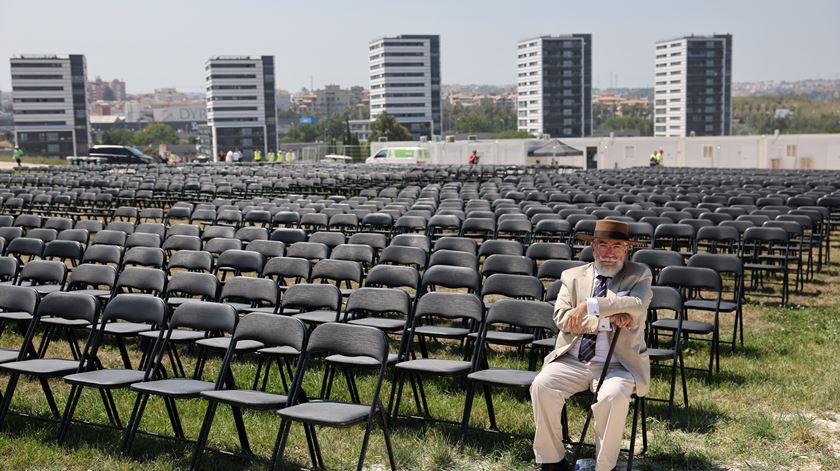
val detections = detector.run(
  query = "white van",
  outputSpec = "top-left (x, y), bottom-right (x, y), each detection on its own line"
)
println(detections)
top-left (365, 147), bottom-right (430, 165)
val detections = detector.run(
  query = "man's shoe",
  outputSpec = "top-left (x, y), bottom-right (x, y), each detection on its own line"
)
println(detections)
top-left (539, 458), bottom-right (569, 471)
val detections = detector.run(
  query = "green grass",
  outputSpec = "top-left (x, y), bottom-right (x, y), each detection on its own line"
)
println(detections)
top-left (1, 250), bottom-right (839, 469)
top-left (0, 155), bottom-right (69, 166)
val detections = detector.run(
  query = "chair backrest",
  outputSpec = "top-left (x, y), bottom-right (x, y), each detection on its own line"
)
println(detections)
top-left (346, 287), bottom-right (411, 319)
top-left (287, 242), bottom-right (330, 262)
top-left (220, 276), bottom-right (278, 306)
top-left (537, 259), bottom-right (587, 281)
top-left (92, 229), bottom-right (126, 246)
top-left (262, 256), bottom-right (312, 284)
top-left (481, 254), bottom-right (535, 276)
top-left (102, 294), bottom-right (167, 326)
top-left (216, 249), bottom-right (265, 275)
top-left (659, 266), bottom-right (722, 292)
top-left (429, 249), bottom-right (477, 269)
top-left (122, 247), bottom-right (165, 269)
top-left (390, 234), bottom-right (431, 253)
top-left (167, 250), bottom-right (213, 273)
top-left (37, 291), bottom-right (99, 324)
top-left (478, 239), bottom-right (524, 258)
top-left (526, 242), bottom-right (572, 261)
top-left (162, 235), bottom-right (202, 253)
top-left (414, 291), bottom-right (484, 323)
top-left (169, 301), bottom-right (237, 333)
top-left (232, 313), bottom-right (307, 357)
top-left (481, 273), bottom-right (544, 300)
top-left (307, 322), bottom-right (388, 364)
top-left (283, 283), bottom-right (341, 311)
top-left (246, 239), bottom-right (286, 259)
top-left (433, 236), bottom-right (476, 254)
top-left (311, 259), bottom-right (362, 285)
top-left (484, 299), bottom-right (557, 332)
top-left (126, 232), bottom-right (162, 249)
top-left (365, 264), bottom-right (420, 291)
top-left (115, 267), bottom-right (166, 295)
top-left (19, 260), bottom-right (67, 285)
top-left (648, 285), bottom-right (683, 312)
top-left (420, 265), bottom-right (481, 293)
top-left (0, 284), bottom-right (39, 315)
top-left (67, 263), bottom-right (117, 291)
top-left (166, 271), bottom-right (219, 301)
top-left (379, 245), bottom-right (427, 270)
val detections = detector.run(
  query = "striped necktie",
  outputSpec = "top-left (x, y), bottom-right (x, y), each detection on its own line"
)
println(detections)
top-left (578, 275), bottom-right (610, 362)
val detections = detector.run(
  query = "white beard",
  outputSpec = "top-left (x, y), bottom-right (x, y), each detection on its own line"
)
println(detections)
top-left (593, 258), bottom-right (624, 277)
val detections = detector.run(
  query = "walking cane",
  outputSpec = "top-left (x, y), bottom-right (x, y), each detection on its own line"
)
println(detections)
top-left (570, 326), bottom-right (622, 468)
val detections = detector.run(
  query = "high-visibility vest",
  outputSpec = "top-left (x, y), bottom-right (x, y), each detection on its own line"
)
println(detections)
top-left (267, 152), bottom-right (276, 162)
top-left (254, 150), bottom-right (262, 161)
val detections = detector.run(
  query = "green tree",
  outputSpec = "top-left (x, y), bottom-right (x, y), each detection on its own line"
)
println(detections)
top-left (100, 128), bottom-right (135, 146)
top-left (103, 86), bottom-right (115, 101)
top-left (448, 102), bottom-right (516, 133)
top-left (494, 130), bottom-right (534, 139)
top-left (132, 123), bottom-right (179, 146)
top-left (368, 112), bottom-right (413, 142)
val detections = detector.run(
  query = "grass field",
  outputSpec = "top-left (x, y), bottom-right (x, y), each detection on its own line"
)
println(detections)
top-left (0, 246), bottom-right (838, 470)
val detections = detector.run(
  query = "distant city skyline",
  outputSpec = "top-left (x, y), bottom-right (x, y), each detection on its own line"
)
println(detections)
top-left (3, 0), bottom-right (839, 94)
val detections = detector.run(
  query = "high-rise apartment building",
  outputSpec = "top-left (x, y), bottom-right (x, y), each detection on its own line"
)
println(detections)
top-left (516, 34), bottom-right (592, 138)
top-left (369, 35), bottom-right (441, 139)
top-left (87, 77), bottom-right (126, 102)
top-left (10, 54), bottom-right (91, 157)
top-left (206, 56), bottom-right (277, 160)
top-left (654, 34), bottom-right (732, 137)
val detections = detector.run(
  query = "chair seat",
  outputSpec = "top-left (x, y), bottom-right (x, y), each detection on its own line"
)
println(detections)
top-left (258, 345), bottom-right (301, 356)
top-left (684, 299), bottom-right (738, 312)
top-left (19, 283), bottom-right (63, 295)
top-left (0, 358), bottom-right (79, 376)
top-left (224, 302), bottom-right (253, 313)
top-left (166, 297), bottom-right (204, 306)
top-left (414, 325), bottom-right (470, 338)
top-left (87, 321), bottom-right (153, 336)
top-left (0, 311), bottom-right (33, 322)
top-left (325, 353), bottom-right (398, 367)
top-left (201, 389), bottom-right (289, 409)
top-left (0, 348), bottom-right (19, 364)
top-left (138, 329), bottom-right (207, 342)
top-left (744, 263), bottom-right (785, 271)
top-left (395, 359), bottom-right (472, 376)
top-left (40, 317), bottom-right (90, 327)
top-left (652, 319), bottom-right (714, 334)
top-left (648, 347), bottom-right (676, 359)
top-left (195, 337), bottom-right (264, 352)
top-left (346, 318), bottom-right (405, 331)
top-left (339, 288), bottom-right (356, 297)
top-left (70, 289), bottom-right (112, 298)
top-left (466, 331), bottom-right (535, 345)
top-left (278, 400), bottom-right (374, 427)
top-left (292, 310), bottom-right (342, 324)
top-left (467, 368), bottom-right (537, 388)
top-left (240, 306), bottom-right (281, 314)
top-left (64, 368), bottom-right (146, 387)
top-left (130, 378), bottom-right (214, 397)
top-left (533, 337), bottom-right (556, 348)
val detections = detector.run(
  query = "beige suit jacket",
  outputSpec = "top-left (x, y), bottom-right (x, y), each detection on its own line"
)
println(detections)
top-left (545, 261), bottom-right (653, 397)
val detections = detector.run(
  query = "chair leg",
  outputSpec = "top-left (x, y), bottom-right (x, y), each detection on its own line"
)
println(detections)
top-left (457, 382), bottom-right (477, 453)
top-left (378, 403), bottom-right (398, 471)
top-left (309, 424), bottom-right (325, 469)
top-left (268, 419), bottom-right (292, 471)
top-left (188, 401), bottom-right (217, 471)
top-left (164, 397), bottom-right (185, 439)
top-left (483, 385), bottom-right (497, 431)
top-left (679, 349), bottom-right (689, 408)
top-left (356, 413), bottom-right (377, 471)
top-left (253, 356), bottom-right (265, 390)
top-left (120, 393), bottom-right (149, 455)
top-left (39, 378), bottom-right (61, 417)
top-left (98, 388), bottom-right (118, 427)
top-left (231, 405), bottom-right (251, 454)
top-left (627, 396), bottom-right (640, 470)
top-left (57, 384), bottom-right (83, 444)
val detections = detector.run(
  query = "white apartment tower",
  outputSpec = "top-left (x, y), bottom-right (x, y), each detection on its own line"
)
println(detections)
top-left (206, 56), bottom-right (277, 160)
top-left (369, 35), bottom-right (441, 139)
top-left (654, 34), bottom-right (732, 137)
top-left (10, 54), bottom-right (91, 157)
top-left (516, 35), bottom-right (592, 138)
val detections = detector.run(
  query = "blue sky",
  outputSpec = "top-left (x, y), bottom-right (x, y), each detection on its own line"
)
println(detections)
top-left (2, 0), bottom-right (838, 93)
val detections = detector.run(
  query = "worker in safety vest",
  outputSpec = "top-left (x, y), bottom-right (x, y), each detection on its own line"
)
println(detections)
top-left (649, 150), bottom-right (659, 167)
top-left (267, 151), bottom-right (276, 163)
top-left (657, 148), bottom-right (665, 166)
top-left (254, 149), bottom-right (262, 163)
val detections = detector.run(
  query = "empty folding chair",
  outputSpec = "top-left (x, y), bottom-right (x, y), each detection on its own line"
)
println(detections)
top-left (57, 295), bottom-right (168, 443)
top-left (121, 247), bottom-right (165, 269)
top-left (42, 240), bottom-right (84, 267)
top-left (287, 241), bottom-right (330, 263)
top-left (285, 283), bottom-right (343, 325)
top-left (0, 292), bottom-right (99, 430)
top-left (189, 313), bottom-right (308, 469)
top-left (526, 242), bottom-right (572, 264)
top-left (457, 299), bottom-right (556, 450)
top-left (631, 249), bottom-right (685, 284)
top-left (262, 256), bottom-right (312, 293)
top-left (246, 239), bottom-right (286, 260)
top-left (215, 249), bottom-right (265, 281)
top-left (481, 254), bottom-right (535, 277)
top-left (645, 286), bottom-right (688, 422)
top-left (5, 237), bottom-right (44, 263)
top-left (17, 260), bottom-right (67, 296)
top-left (119, 302), bottom-right (238, 455)
top-left (270, 323), bottom-right (395, 471)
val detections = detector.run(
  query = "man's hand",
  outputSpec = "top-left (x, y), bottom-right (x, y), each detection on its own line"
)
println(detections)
top-left (563, 302), bottom-right (589, 334)
top-left (609, 313), bottom-right (634, 329)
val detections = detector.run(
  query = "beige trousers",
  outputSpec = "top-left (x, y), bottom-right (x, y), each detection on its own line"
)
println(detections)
top-left (530, 355), bottom-right (635, 470)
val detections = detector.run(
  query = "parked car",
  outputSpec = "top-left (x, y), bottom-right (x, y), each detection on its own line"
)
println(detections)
top-left (365, 147), bottom-right (430, 164)
top-left (87, 145), bottom-right (157, 164)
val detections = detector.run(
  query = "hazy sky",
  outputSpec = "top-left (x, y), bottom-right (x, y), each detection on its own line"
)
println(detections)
top-left (2, 0), bottom-right (839, 93)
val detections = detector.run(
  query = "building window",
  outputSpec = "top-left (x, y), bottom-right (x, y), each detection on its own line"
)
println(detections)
top-left (703, 146), bottom-right (714, 158)
top-left (786, 145), bottom-right (797, 157)
top-left (624, 146), bottom-right (635, 159)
